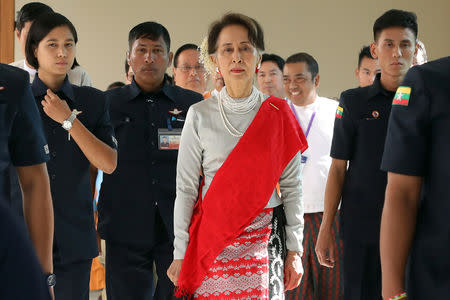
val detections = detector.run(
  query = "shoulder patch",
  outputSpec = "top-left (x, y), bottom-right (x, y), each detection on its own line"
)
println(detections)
top-left (336, 106), bottom-right (343, 119)
top-left (393, 86), bottom-right (411, 106)
top-left (44, 144), bottom-right (50, 155)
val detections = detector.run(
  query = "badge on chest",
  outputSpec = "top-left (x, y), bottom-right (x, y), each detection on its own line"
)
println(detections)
top-left (158, 128), bottom-right (181, 150)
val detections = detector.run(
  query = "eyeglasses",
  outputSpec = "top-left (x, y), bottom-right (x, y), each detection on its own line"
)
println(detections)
top-left (177, 65), bottom-right (206, 73)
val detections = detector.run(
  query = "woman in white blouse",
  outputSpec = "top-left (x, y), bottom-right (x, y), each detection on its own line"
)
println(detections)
top-left (167, 13), bottom-right (306, 299)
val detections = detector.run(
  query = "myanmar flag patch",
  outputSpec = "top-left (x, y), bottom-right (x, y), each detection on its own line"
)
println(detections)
top-left (336, 106), bottom-right (343, 119)
top-left (393, 86), bottom-right (411, 106)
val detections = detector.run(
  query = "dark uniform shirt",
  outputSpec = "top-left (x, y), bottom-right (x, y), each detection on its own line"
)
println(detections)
top-left (31, 75), bottom-right (117, 264)
top-left (331, 73), bottom-right (395, 242)
top-left (98, 77), bottom-right (202, 246)
top-left (381, 57), bottom-right (450, 298)
top-left (0, 63), bottom-right (50, 300)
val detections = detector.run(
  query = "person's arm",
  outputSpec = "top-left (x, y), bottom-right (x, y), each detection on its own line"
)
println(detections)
top-left (16, 163), bottom-right (54, 274)
top-left (278, 152), bottom-right (304, 290)
top-left (41, 89), bottom-right (117, 174)
top-left (167, 107), bottom-right (203, 285)
top-left (315, 158), bottom-right (346, 268)
top-left (380, 173), bottom-right (422, 298)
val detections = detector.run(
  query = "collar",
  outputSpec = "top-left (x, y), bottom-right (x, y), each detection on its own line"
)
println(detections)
top-left (31, 74), bottom-right (75, 102)
top-left (367, 73), bottom-right (395, 100)
top-left (128, 75), bottom-right (176, 103)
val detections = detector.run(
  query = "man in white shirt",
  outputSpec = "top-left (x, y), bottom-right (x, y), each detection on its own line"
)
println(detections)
top-left (10, 2), bottom-right (92, 87)
top-left (283, 52), bottom-right (344, 299)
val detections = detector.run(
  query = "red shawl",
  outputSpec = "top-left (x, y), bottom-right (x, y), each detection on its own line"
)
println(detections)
top-left (175, 96), bottom-right (308, 297)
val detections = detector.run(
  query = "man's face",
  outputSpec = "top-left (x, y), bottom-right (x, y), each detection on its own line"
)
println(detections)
top-left (257, 61), bottom-right (284, 98)
top-left (173, 49), bottom-right (207, 94)
top-left (283, 62), bottom-right (319, 106)
top-left (128, 36), bottom-right (172, 88)
top-left (355, 57), bottom-right (380, 87)
top-left (16, 21), bottom-right (33, 56)
top-left (371, 27), bottom-right (417, 80)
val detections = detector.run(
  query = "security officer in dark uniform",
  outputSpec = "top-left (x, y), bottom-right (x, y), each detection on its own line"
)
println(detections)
top-left (25, 12), bottom-right (118, 300)
top-left (380, 56), bottom-right (450, 299)
top-left (98, 22), bottom-right (202, 300)
top-left (315, 9), bottom-right (419, 300)
top-left (0, 63), bottom-right (52, 299)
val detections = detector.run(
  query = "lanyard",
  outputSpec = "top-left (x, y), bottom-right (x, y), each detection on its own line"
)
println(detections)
top-left (289, 102), bottom-right (316, 138)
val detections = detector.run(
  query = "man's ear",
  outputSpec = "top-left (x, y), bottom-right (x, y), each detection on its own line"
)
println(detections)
top-left (370, 42), bottom-right (378, 59)
top-left (314, 74), bottom-right (320, 88)
top-left (126, 50), bottom-right (131, 65)
top-left (15, 29), bottom-right (21, 40)
top-left (172, 67), bottom-right (177, 83)
top-left (168, 52), bottom-right (174, 67)
top-left (355, 68), bottom-right (360, 78)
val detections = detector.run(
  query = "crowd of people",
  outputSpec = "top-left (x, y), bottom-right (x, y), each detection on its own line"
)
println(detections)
top-left (0, 2), bottom-right (449, 300)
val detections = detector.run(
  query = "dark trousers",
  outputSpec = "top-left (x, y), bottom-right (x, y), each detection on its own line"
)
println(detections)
top-left (106, 239), bottom-right (174, 300)
top-left (53, 257), bottom-right (92, 300)
top-left (343, 239), bottom-right (382, 300)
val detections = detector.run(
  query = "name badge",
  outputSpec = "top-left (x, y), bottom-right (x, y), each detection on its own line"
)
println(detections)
top-left (301, 155), bottom-right (308, 164)
top-left (158, 128), bottom-right (181, 150)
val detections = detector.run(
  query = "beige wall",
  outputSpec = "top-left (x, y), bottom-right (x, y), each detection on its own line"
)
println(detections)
top-left (13, 0), bottom-right (450, 97)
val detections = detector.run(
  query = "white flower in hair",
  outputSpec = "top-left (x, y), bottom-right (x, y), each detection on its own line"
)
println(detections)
top-left (199, 37), bottom-right (216, 77)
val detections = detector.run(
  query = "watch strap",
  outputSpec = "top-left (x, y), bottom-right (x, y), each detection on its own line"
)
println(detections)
top-left (67, 110), bottom-right (78, 124)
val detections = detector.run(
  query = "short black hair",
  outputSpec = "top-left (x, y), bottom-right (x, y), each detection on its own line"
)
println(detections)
top-left (15, 2), bottom-right (53, 33)
top-left (261, 54), bottom-right (285, 72)
top-left (25, 12), bottom-right (78, 70)
top-left (373, 9), bottom-right (418, 41)
top-left (128, 22), bottom-right (171, 51)
top-left (173, 44), bottom-right (198, 68)
top-left (358, 46), bottom-right (374, 68)
top-left (107, 81), bottom-right (126, 90)
top-left (285, 52), bottom-right (319, 79)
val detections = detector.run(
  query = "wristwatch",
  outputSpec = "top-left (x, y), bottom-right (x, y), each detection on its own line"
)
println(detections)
top-left (45, 273), bottom-right (56, 288)
top-left (62, 109), bottom-right (81, 131)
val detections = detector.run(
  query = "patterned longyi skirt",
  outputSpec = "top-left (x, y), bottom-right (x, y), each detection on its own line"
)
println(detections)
top-left (193, 205), bottom-right (287, 300)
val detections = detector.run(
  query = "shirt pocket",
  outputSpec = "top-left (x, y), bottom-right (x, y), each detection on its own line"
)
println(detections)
top-left (114, 116), bottom-right (149, 161)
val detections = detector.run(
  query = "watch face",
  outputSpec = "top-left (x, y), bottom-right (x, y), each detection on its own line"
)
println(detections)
top-left (47, 274), bottom-right (56, 287)
top-left (62, 120), bottom-right (72, 130)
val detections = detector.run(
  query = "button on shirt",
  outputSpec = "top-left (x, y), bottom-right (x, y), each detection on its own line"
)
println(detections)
top-left (381, 57), bottom-right (450, 298)
top-left (31, 75), bottom-right (117, 263)
top-left (289, 96), bottom-right (337, 213)
top-left (331, 73), bottom-right (394, 242)
top-left (98, 77), bottom-right (203, 246)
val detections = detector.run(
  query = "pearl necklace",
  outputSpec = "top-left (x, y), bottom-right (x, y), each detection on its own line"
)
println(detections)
top-left (218, 86), bottom-right (263, 137)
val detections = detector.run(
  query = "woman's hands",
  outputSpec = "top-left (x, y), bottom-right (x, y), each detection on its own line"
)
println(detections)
top-left (41, 89), bottom-right (72, 124)
top-left (167, 259), bottom-right (183, 286)
top-left (284, 251), bottom-right (303, 291)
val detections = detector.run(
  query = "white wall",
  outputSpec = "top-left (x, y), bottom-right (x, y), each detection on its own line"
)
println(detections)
top-left (14, 0), bottom-right (450, 97)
